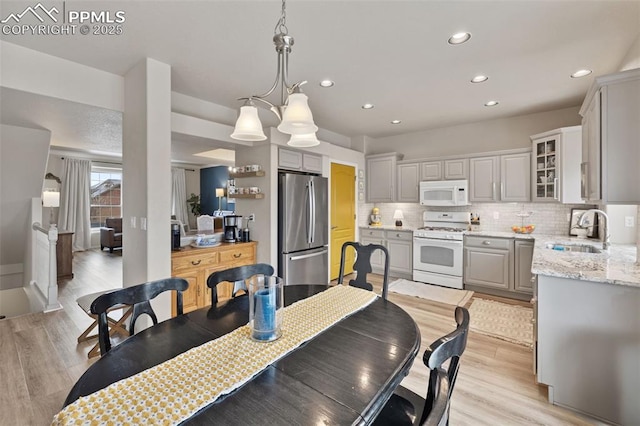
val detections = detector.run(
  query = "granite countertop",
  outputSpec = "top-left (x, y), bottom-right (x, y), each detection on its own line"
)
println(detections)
top-left (361, 225), bottom-right (416, 232)
top-left (465, 230), bottom-right (535, 240)
top-left (530, 235), bottom-right (640, 288)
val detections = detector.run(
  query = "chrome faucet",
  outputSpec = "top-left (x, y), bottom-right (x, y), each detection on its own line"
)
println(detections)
top-left (578, 209), bottom-right (610, 250)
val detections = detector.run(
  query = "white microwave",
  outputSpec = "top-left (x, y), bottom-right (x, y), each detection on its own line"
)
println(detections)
top-left (419, 180), bottom-right (470, 206)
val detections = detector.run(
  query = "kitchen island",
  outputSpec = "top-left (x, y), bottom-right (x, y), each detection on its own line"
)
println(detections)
top-left (531, 237), bottom-right (639, 425)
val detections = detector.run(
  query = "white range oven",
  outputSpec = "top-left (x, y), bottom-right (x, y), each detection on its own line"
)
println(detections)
top-left (413, 211), bottom-right (470, 289)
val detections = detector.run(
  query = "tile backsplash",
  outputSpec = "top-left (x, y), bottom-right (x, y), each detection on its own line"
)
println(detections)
top-left (359, 202), bottom-right (596, 236)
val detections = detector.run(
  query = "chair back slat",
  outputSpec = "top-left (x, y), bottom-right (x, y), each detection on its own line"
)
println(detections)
top-left (206, 263), bottom-right (274, 305)
top-left (420, 306), bottom-right (470, 424)
top-left (338, 241), bottom-right (390, 299)
top-left (90, 277), bottom-right (189, 355)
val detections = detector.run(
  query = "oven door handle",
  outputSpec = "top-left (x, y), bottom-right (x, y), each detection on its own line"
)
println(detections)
top-left (413, 237), bottom-right (463, 247)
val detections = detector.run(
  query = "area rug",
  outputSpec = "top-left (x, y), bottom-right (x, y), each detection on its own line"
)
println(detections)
top-left (468, 298), bottom-right (533, 348)
top-left (388, 279), bottom-right (474, 307)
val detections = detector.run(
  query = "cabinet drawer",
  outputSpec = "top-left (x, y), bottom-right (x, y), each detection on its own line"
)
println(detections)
top-left (219, 246), bottom-right (255, 263)
top-left (385, 230), bottom-right (413, 241)
top-left (360, 228), bottom-right (385, 239)
top-left (464, 236), bottom-right (512, 250)
top-left (172, 252), bottom-right (219, 274)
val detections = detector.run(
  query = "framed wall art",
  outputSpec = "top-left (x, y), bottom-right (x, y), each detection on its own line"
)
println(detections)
top-left (569, 208), bottom-right (599, 238)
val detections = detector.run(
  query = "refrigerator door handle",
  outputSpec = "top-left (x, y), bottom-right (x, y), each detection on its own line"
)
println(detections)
top-left (310, 179), bottom-right (315, 244)
top-left (306, 181), bottom-right (313, 245)
top-left (290, 248), bottom-right (328, 261)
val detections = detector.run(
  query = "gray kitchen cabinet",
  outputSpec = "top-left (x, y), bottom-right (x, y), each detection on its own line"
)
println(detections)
top-left (278, 147), bottom-right (323, 173)
top-left (359, 227), bottom-right (412, 279)
top-left (501, 152), bottom-right (531, 202)
top-left (366, 153), bottom-right (403, 202)
top-left (469, 156), bottom-right (500, 202)
top-left (463, 236), bottom-right (513, 290)
top-left (420, 161), bottom-right (442, 181)
top-left (470, 152), bottom-right (530, 202)
top-left (397, 162), bottom-right (420, 202)
top-left (444, 158), bottom-right (469, 180)
top-left (420, 158), bottom-right (468, 181)
top-left (359, 228), bottom-right (385, 271)
top-left (530, 126), bottom-right (582, 203)
top-left (514, 240), bottom-right (534, 293)
top-left (385, 230), bottom-right (413, 278)
top-left (579, 68), bottom-right (640, 204)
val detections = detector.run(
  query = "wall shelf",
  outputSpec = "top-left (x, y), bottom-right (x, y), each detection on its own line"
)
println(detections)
top-left (228, 193), bottom-right (264, 199)
top-left (229, 171), bottom-right (265, 178)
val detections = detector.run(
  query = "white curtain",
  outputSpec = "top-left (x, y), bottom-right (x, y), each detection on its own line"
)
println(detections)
top-left (58, 158), bottom-right (92, 251)
top-left (171, 168), bottom-right (190, 230)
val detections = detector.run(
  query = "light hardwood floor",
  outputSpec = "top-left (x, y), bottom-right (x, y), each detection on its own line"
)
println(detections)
top-left (0, 250), bottom-right (603, 425)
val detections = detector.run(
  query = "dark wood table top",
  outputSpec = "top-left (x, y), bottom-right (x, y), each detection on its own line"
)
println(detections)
top-left (64, 285), bottom-right (421, 425)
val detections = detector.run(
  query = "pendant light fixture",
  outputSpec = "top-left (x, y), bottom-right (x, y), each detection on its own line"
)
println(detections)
top-left (231, 0), bottom-right (319, 144)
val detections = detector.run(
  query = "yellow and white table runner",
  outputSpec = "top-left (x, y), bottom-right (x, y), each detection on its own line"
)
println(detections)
top-left (52, 285), bottom-right (377, 425)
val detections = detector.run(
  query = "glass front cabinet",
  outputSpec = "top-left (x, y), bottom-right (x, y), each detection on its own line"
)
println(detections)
top-left (533, 136), bottom-right (557, 201)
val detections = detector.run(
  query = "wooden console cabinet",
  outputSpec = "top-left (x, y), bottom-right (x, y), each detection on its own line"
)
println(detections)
top-left (56, 230), bottom-right (74, 281)
top-left (170, 241), bottom-right (257, 316)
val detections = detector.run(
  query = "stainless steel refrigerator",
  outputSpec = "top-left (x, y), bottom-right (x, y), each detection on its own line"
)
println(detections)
top-left (278, 172), bottom-right (328, 285)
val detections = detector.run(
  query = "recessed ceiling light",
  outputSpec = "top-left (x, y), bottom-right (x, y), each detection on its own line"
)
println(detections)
top-left (484, 100), bottom-right (499, 107)
top-left (471, 75), bottom-right (489, 83)
top-left (571, 69), bottom-right (592, 78)
top-left (448, 32), bottom-right (471, 45)
top-left (391, 120), bottom-right (402, 124)
top-left (319, 80), bottom-right (335, 87)
top-left (362, 103), bottom-right (374, 109)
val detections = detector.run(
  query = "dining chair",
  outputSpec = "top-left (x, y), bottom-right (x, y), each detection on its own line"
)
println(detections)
top-left (90, 277), bottom-right (189, 355)
top-left (76, 289), bottom-right (133, 358)
top-left (197, 214), bottom-right (215, 232)
top-left (206, 263), bottom-right (275, 305)
top-left (338, 241), bottom-right (390, 300)
top-left (373, 306), bottom-right (470, 425)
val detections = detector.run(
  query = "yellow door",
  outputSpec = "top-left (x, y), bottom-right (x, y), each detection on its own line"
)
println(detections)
top-left (330, 163), bottom-right (356, 279)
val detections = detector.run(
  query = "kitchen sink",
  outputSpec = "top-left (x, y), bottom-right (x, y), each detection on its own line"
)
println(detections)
top-left (545, 243), bottom-right (602, 253)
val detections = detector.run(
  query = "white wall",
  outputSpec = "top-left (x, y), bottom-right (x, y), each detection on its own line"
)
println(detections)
top-left (605, 205), bottom-right (637, 244)
top-left (366, 106), bottom-right (581, 158)
top-left (0, 124), bottom-right (51, 290)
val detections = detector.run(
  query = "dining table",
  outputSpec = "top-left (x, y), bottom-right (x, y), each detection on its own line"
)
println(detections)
top-left (63, 285), bottom-right (421, 425)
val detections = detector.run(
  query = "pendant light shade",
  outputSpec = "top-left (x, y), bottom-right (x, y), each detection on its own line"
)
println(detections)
top-left (277, 93), bottom-right (318, 135)
top-left (287, 132), bottom-right (320, 147)
top-left (231, 105), bottom-right (267, 141)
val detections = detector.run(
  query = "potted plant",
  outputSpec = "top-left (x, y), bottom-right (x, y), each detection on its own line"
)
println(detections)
top-left (187, 193), bottom-right (202, 216)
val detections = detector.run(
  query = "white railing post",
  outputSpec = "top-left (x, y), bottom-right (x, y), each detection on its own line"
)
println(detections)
top-left (46, 224), bottom-right (59, 311)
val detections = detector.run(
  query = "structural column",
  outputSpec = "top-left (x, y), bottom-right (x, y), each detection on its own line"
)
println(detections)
top-left (122, 58), bottom-right (172, 322)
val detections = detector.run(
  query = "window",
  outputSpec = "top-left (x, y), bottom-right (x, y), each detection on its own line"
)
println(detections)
top-left (90, 166), bottom-right (122, 228)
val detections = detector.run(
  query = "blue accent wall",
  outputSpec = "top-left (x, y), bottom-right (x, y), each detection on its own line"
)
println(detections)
top-left (200, 166), bottom-right (234, 214)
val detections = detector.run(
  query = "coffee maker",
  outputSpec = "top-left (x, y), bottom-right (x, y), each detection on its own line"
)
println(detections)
top-left (223, 215), bottom-right (242, 242)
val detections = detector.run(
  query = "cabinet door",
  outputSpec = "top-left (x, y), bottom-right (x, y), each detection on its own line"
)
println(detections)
top-left (303, 153), bottom-right (323, 173)
top-left (532, 137), bottom-right (558, 202)
top-left (386, 237), bottom-right (412, 274)
top-left (420, 161), bottom-right (443, 181)
top-left (501, 152), bottom-right (531, 202)
top-left (463, 247), bottom-right (511, 290)
top-left (444, 159), bottom-right (468, 180)
top-left (397, 163), bottom-right (419, 202)
top-left (367, 155), bottom-right (396, 202)
top-left (172, 271), bottom-right (200, 315)
top-left (581, 93), bottom-right (601, 201)
top-left (514, 240), bottom-right (534, 294)
top-left (360, 236), bottom-right (384, 270)
top-left (469, 156), bottom-right (499, 202)
top-left (279, 148), bottom-right (303, 170)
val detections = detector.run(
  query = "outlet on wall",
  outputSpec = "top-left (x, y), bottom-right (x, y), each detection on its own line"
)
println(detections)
top-left (130, 216), bottom-right (136, 228)
top-left (493, 211), bottom-right (500, 220)
top-left (248, 213), bottom-right (255, 221)
top-left (624, 216), bottom-right (635, 227)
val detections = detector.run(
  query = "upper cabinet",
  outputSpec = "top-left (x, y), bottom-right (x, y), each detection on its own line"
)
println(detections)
top-left (397, 162), bottom-right (420, 202)
top-left (530, 126), bottom-right (583, 204)
top-left (420, 158), bottom-right (468, 181)
top-left (366, 153), bottom-right (403, 203)
top-left (278, 148), bottom-right (323, 173)
top-left (470, 152), bottom-right (530, 203)
top-left (579, 68), bottom-right (640, 204)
